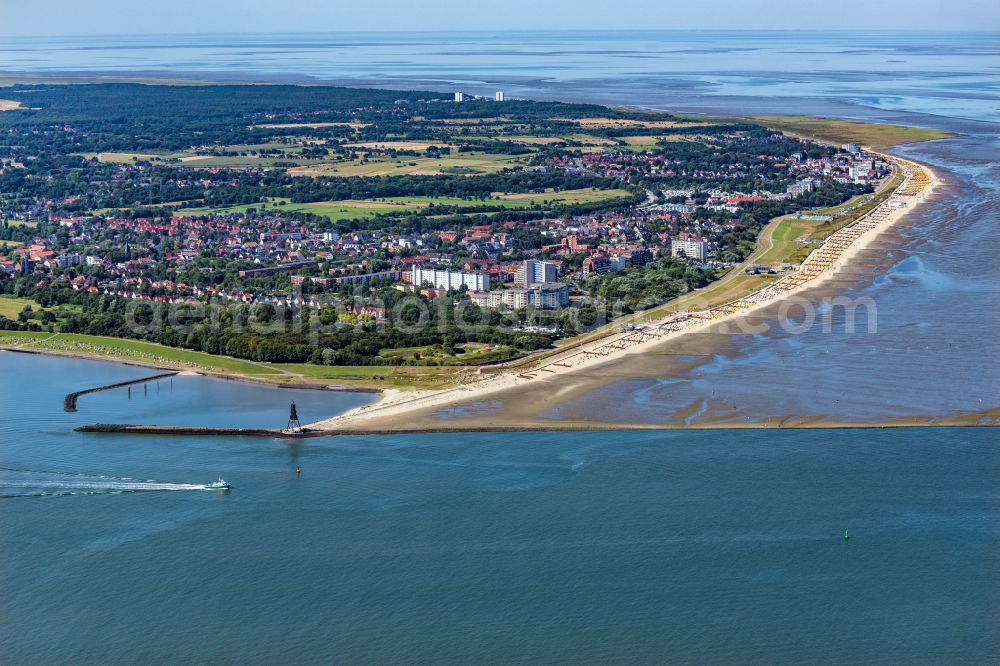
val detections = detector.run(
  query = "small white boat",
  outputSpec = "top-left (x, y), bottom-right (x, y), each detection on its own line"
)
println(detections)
top-left (203, 479), bottom-right (231, 491)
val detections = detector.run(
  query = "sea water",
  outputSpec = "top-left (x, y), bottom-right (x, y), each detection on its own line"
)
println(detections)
top-left (538, 126), bottom-right (1000, 425)
top-left (1, 352), bottom-right (997, 664)
top-left (1, 30), bottom-right (998, 123)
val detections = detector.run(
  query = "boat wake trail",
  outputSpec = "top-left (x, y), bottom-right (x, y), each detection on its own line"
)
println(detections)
top-left (0, 467), bottom-right (208, 498)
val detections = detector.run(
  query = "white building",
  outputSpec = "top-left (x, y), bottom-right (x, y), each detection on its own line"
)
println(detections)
top-left (471, 283), bottom-right (568, 310)
top-left (495, 91), bottom-right (505, 102)
top-left (671, 238), bottom-right (708, 261)
top-left (56, 253), bottom-right (83, 268)
top-left (514, 259), bottom-right (558, 287)
top-left (663, 203), bottom-right (694, 214)
top-left (787, 178), bottom-right (815, 196)
top-left (411, 265), bottom-right (489, 291)
top-left (848, 166), bottom-right (868, 182)
top-left (454, 92), bottom-right (465, 103)
top-left (530, 282), bottom-right (569, 308)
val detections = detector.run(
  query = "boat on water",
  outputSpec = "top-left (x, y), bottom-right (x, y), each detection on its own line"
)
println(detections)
top-left (203, 479), bottom-right (231, 491)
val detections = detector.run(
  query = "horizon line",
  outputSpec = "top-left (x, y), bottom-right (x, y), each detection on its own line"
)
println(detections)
top-left (3, 27), bottom-right (999, 39)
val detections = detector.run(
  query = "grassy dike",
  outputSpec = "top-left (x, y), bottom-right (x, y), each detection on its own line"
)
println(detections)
top-left (0, 330), bottom-right (463, 390)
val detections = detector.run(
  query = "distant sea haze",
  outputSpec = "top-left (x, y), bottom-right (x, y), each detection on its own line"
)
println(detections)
top-left (1, 30), bottom-right (998, 123)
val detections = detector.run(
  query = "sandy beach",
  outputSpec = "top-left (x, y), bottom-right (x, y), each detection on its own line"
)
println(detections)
top-left (309, 153), bottom-right (975, 433)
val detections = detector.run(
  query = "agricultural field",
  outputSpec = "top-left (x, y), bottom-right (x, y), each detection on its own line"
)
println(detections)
top-left (438, 117), bottom-right (517, 125)
top-left (255, 121), bottom-right (368, 129)
top-left (489, 188), bottom-right (633, 206)
top-left (620, 136), bottom-right (665, 151)
top-left (77, 140), bottom-right (323, 168)
top-left (171, 155), bottom-right (314, 168)
top-left (78, 151), bottom-right (168, 164)
top-left (288, 152), bottom-right (529, 177)
top-left (177, 198), bottom-right (426, 221)
top-left (344, 140), bottom-right (450, 150)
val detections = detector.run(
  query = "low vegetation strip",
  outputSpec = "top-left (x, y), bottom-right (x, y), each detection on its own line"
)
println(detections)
top-left (749, 116), bottom-right (954, 150)
top-left (0, 331), bottom-right (278, 376)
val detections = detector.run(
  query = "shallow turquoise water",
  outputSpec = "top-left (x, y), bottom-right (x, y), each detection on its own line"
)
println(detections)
top-left (1, 353), bottom-right (997, 664)
top-left (2, 31), bottom-right (998, 122)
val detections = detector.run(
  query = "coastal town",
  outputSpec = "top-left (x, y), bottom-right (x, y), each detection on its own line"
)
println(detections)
top-left (1, 84), bottom-right (886, 371)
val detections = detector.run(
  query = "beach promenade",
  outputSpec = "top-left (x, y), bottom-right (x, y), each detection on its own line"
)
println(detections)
top-left (309, 154), bottom-right (940, 432)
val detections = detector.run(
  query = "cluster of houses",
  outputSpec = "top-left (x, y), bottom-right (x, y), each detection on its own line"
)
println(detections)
top-left (2, 206), bottom-right (712, 315)
top-left (541, 143), bottom-right (888, 194)
top-left (2, 144), bottom-right (887, 317)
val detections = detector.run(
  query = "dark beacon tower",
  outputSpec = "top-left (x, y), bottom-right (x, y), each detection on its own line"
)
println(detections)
top-left (287, 402), bottom-right (302, 432)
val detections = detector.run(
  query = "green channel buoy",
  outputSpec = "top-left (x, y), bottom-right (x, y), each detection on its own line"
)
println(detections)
top-left (844, 530), bottom-right (850, 540)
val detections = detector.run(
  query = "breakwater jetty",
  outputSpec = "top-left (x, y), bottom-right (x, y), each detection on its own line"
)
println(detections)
top-left (64, 372), bottom-right (178, 412)
top-left (74, 423), bottom-right (323, 438)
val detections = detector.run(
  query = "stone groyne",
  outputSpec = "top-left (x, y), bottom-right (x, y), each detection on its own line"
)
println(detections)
top-left (64, 372), bottom-right (179, 412)
top-left (74, 423), bottom-right (323, 438)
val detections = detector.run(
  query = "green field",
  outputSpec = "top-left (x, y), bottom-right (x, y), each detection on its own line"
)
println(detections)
top-left (0, 331), bottom-right (278, 375)
top-left (750, 116), bottom-right (954, 149)
top-left (177, 189), bottom-right (634, 220)
top-left (0, 296), bottom-right (82, 322)
top-left (0, 330), bottom-right (469, 389)
top-left (804, 192), bottom-right (873, 217)
top-left (76, 142), bottom-right (319, 169)
top-left (0, 296), bottom-right (41, 319)
top-left (289, 152), bottom-right (529, 177)
top-left (754, 217), bottom-right (823, 265)
top-left (271, 363), bottom-right (462, 390)
top-left (77, 151), bottom-right (166, 163)
top-left (176, 198), bottom-right (427, 221)
top-left (490, 188), bottom-right (634, 206)
top-left (378, 342), bottom-right (518, 366)
top-left (620, 136), bottom-right (666, 151)
top-left (174, 155), bottom-right (316, 168)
